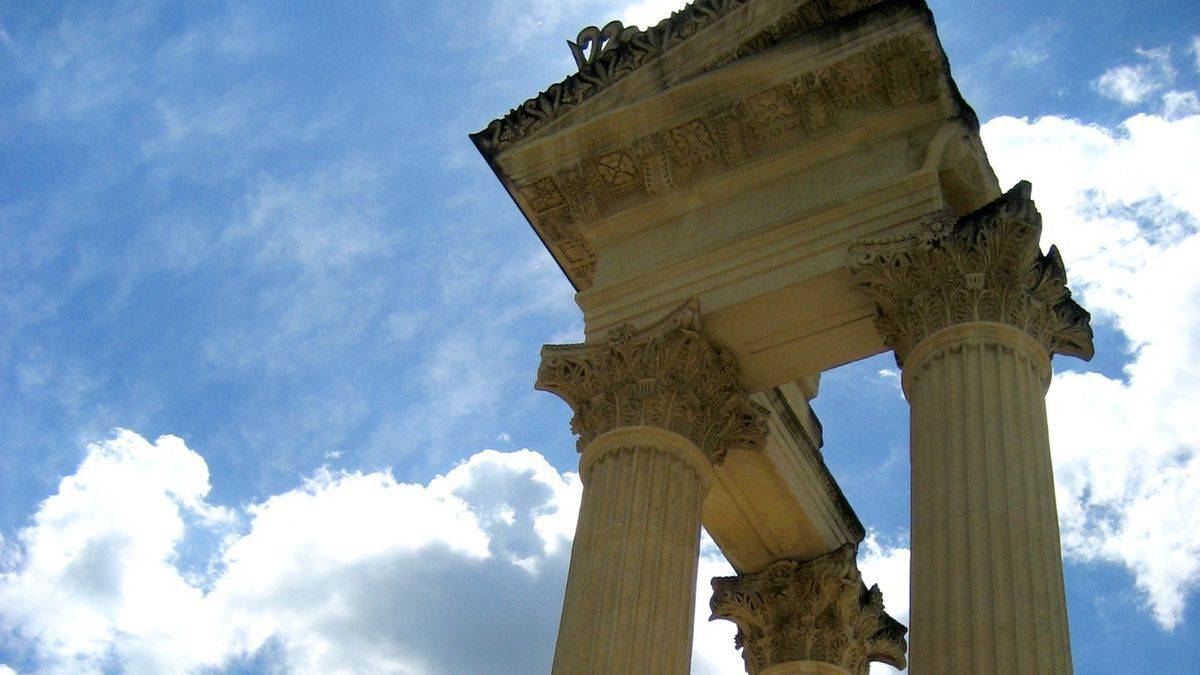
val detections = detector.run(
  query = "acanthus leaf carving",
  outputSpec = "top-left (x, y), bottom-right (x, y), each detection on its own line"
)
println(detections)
top-left (535, 303), bottom-right (769, 464)
top-left (848, 181), bottom-right (1095, 366)
top-left (710, 544), bottom-right (908, 675)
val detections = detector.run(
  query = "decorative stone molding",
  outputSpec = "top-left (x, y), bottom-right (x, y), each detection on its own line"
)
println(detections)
top-left (848, 181), bottom-right (1094, 367)
top-left (472, 0), bottom-right (895, 157)
top-left (536, 303), bottom-right (769, 463)
top-left (511, 29), bottom-right (942, 289)
top-left (710, 544), bottom-right (907, 675)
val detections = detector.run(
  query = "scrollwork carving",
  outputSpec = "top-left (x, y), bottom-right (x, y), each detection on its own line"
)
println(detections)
top-left (535, 303), bottom-right (769, 464)
top-left (569, 21), bottom-right (640, 70)
top-left (848, 181), bottom-right (1094, 366)
top-left (710, 544), bottom-right (908, 675)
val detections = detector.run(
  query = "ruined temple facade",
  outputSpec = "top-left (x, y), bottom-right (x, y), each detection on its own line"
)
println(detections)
top-left (472, 1), bottom-right (1093, 673)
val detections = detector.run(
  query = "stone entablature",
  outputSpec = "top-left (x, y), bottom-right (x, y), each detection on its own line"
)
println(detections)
top-left (848, 181), bottom-right (1094, 366)
top-left (710, 544), bottom-right (907, 675)
top-left (512, 27), bottom-right (943, 289)
top-left (535, 303), bottom-right (768, 463)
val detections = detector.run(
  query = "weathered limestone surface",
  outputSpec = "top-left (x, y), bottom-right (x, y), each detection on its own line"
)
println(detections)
top-left (537, 305), bottom-right (769, 673)
top-left (711, 544), bottom-right (907, 675)
top-left (850, 183), bottom-right (1092, 673)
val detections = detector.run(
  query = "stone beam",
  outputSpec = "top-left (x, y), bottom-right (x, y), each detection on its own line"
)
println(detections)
top-left (707, 382), bottom-right (864, 572)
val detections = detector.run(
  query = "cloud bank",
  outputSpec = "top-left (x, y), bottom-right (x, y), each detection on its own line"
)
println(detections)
top-left (1094, 47), bottom-right (1176, 105)
top-left (983, 107), bottom-right (1200, 629)
top-left (0, 431), bottom-right (582, 673)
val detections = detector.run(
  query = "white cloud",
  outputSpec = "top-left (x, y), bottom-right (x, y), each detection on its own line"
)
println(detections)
top-left (1192, 36), bottom-right (1200, 73)
top-left (206, 448), bottom-right (581, 673)
top-left (859, 534), bottom-right (911, 674)
top-left (692, 537), bottom-right (742, 675)
top-left (859, 534), bottom-right (911, 630)
top-left (1163, 90), bottom-right (1200, 119)
top-left (230, 159), bottom-right (391, 272)
top-left (877, 368), bottom-right (902, 393)
top-left (982, 110), bottom-right (1200, 628)
top-left (621, 0), bottom-right (687, 28)
top-left (1094, 46), bottom-right (1176, 105)
top-left (1009, 45), bottom-right (1048, 68)
top-left (0, 430), bottom-right (235, 673)
top-left (0, 431), bottom-right (582, 673)
top-left (202, 158), bottom-right (396, 375)
top-left (463, 0), bottom-right (688, 67)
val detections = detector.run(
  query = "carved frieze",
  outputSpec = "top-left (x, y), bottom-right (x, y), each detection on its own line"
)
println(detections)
top-left (512, 31), bottom-right (941, 289)
top-left (747, 85), bottom-right (802, 137)
top-left (792, 71), bottom-right (836, 131)
top-left (848, 181), bottom-right (1094, 366)
top-left (535, 303), bottom-right (769, 464)
top-left (710, 544), bottom-right (908, 675)
top-left (667, 118), bottom-right (721, 166)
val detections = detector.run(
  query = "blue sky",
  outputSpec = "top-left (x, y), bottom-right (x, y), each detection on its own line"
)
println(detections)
top-left (0, 0), bottom-right (1197, 673)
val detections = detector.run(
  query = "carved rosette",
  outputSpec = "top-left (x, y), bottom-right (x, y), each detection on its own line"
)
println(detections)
top-left (710, 545), bottom-right (907, 675)
top-left (848, 181), bottom-right (1094, 367)
top-left (535, 304), bottom-right (769, 464)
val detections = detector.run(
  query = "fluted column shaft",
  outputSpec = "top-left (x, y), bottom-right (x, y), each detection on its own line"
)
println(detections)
top-left (536, 304), bottom-right (769, 675)
top-left (552, 427), bottom-right (709, 674)
top-left (904, 322), bottom-right (1071, 673)
top-left (851, 183), bottom-right (1093, 674)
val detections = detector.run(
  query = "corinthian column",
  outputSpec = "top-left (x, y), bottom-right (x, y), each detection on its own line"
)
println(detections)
top-left (537, 303), bottom-right (768, 675)
top-left (711, 544), bottom-right (908, 675)
top-left (849, 181), bottom-right (1094, 674)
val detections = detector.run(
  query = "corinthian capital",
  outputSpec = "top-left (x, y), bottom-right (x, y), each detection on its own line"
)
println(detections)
top-left (535, 303), bottom-right (768, 464)
top-left (710, 545), bottom-right (907, 675)
top-left (848, 181), bottom-right (1093, 366)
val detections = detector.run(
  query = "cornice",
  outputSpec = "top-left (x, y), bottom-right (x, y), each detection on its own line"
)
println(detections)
top-left (471, 1), bottom-right (903, 159)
